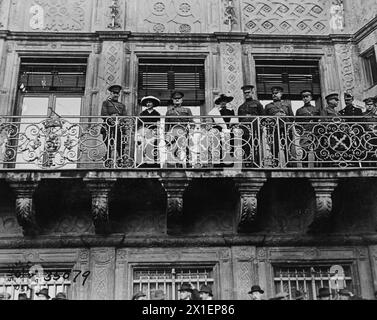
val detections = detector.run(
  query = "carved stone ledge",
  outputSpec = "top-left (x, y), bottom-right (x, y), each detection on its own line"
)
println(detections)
top-left (309, 178), bottom-right (339, 233)
top-left (234, 178), bottom-right (267, 233)
top-left (159, 178), bottom-right (191, 235)
top-left (7, 180), bottom-right (40, 237)
top-left (84, 179), bottom-right (116, 235)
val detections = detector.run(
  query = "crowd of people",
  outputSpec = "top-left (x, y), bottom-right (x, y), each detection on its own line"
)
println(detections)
top-left (0, 288), bottom-right (68, 300)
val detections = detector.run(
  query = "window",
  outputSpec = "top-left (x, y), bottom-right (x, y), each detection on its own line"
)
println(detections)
top-left (363, 48), bottom-right (377, 87)
top-left (138, 57), bottom-right (205, 116)
top-left (273, 263), bottom-right (354, 300)
top-left (256, 59), bottom-right (321, 115)
top-left (0, 264), bottom-right (72, 300)
top-left (132, 265), bottom-right (214, 300)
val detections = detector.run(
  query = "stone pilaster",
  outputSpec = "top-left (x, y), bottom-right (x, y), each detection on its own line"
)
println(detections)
top-left (309, 178), bottom-right (338, 233)
top-left (234, 178), bottom-right (266, 233)
top-left (160, 178), bottom-right (191, 234)
top-left (84, 179), bottom-right (116, 234)
top-left (7, 180), bottom-right (40, 236)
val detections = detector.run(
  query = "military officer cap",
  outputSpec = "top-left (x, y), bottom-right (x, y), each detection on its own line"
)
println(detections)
top-left (171, 91), bottom-right (185, 99)
top-left (344, 92), bottom-right (354, 99)
top-left (215, 94), bottom-right (234, 105)
top-left (241, 85), bottom-right (255, 91)
top-left (271, 86), bottom-right (284, 93)
top-left (325, 92), bottom-right (340, 101)
top-left (301, 89), bottom-right (313, 97)
top-left (107, 84), bottom-right (122, 93)
top-left (141, 95), bottom-right (161, 107)
top-left (364, 97), bottom-right (375, 104)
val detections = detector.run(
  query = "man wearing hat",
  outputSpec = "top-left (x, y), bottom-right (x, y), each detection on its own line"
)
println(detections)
top-left (52, 292), bottom-right (68, 300)
top-left (165, 91), bottom-right (194, 167)
top-left (296, 90), bottom-right (321, 167)
top-left (178, 282), bottom-right (193, 300)
top-left (264, 86), bottom-right (295, 166)
top-left (317, 287), bottom-right (331, 300)
top-left (248, 285), bottom-right (264, 300)
top-left (150, 289), bottom-right (165, 300)
top-left (363, 97), bottom-right (377, 116)
top-left (18, 292), bottom-right (30, 300)
top-left (337, 288), bottom-right (352, 300)
top-left (131, 291), bottom-right (147, 300)
top-left (237, 85), bottom-right (264, 167)
top-left (0, 291), bottom-right (11, 300)
top-left (199, 284), bottom-right (213, 300)
top-left (137, 96), bottom-right (161, 166)
top-left (340, 92), bottom-right (363, 118)
top-left (322, 93), bottom-right (340, 118)
top-left (35, 288), bottom-right (51, 300)
top-left (101, 84), bottom-right (129, 165)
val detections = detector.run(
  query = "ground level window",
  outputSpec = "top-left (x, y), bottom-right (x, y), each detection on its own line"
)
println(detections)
top-left (0, 265), bottom-right (72, 300)
top-left (133, 266), bottom-right (214, 300)
top-left (273, 263), bottom-right (353, 300)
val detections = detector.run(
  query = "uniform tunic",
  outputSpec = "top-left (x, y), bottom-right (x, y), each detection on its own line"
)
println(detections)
top-left (237, 99), bottom-right (264, 122)
top-left (101, 99), bottom-right (128, 117)
top-left (264, 101), bottom-right (294, 117)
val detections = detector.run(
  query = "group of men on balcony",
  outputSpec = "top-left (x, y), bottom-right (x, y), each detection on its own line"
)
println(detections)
top-left (100, 83), bottom-right (377, 168)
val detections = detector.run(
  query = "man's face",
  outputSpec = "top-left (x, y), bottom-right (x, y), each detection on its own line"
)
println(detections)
top-left (179, 290), bottom-right (191, 300)
top-left (328, 97), bottom-right (339, 108)
top-left (173, 97), bottom-right (183, 106)
top-left (35, 294), bottom-right (48, 300)
top-left (146, 101), bottom-right (154, 110)
top-left (220, 101), bottom-right (227, 108)
top-left (250, 291), bottom-right (262, 300)
top-left (366, 102), bottom-right (374, 111)
top-left (200, 292), bottom-right (210, 300)
top-left (110, 91), bottom-right (120, 101)
top-left (243, 89), bottom-right (253, 100)
top-left (345, 97), bottom-right (353, 106)
top-left (272, 90), bottom-right (283, 102)
top-left (302, 93), bottom-right (312, 104)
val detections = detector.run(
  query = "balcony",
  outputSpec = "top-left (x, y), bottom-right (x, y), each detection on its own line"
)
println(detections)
top-left (0, 115), bottom-right (376, 239)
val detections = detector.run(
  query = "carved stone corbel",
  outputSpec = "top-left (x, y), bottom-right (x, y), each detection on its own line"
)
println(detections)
top-left (309, 178), bottom-right (338, 232)
top-left (234, 178), bottom-right (266, 233)
top-left (160, 178), bottom-right (191, 234)
top-left (7, 180), bottom-right (40, 236)
top-left (84, 179), bottom-right (116, 235)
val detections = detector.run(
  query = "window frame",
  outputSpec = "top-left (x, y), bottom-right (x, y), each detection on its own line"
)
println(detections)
top-left (362, 46), bottom-right (377, 88)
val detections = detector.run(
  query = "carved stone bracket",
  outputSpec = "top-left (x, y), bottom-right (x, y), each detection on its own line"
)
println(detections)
top-left (159, 178), bottom-right (191, 234)
top-left (309, 178), bottom-right (338, 232)
top-left (84, 179), bottom-right (116, 235)
top-left (7, 180), bottom-right (40, 236)
top-left (234, 178), bottom-right (266, 233)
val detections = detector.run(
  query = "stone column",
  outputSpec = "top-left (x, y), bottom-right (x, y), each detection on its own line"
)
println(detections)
top-left (309, 178), bottom-right (338, 232)
top-left (7, 180), bottom-right (40, 236)
top-left (160, 178), bottom-right (191, 234)
top-left (234, 178), bottom-right (266, 233)
top-left (84, 179), bottom-right (116, 234)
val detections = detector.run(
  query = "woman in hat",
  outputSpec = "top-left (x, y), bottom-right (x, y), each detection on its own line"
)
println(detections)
top-left (199, 284), bottom-right (213, 300)
top-left (248, 285), bottom-right (264, 300)
top-left (207, 94), bottom-right (236, 166)
top-left (136, 96), bottom-right (161, 166)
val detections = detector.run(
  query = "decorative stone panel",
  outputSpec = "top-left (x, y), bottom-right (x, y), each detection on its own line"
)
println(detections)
top-left (90, 248), bottom-right (115, 300)
top-left (241, 0), bottom-right (331, 35)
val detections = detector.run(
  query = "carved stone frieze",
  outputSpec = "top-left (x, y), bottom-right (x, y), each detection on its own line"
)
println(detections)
top-left (84, 179), bottom-right (116, 234)
top-left (234, 178), bottom-right (267, 233)
top-left (334, 43), bottom-right (356, 96)
top-left (309, 178), bottom-right (338, 232)
top-left (91, 248), bottom-right (115, 300)
top-left (241, 0), bottom-right (330, 35)
top-left (159, 178), bottom-right (190, 234)
top-left (7, 180), bottom-right (40, 236)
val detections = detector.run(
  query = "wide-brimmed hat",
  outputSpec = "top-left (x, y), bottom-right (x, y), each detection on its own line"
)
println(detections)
top-left (132, 291), bottom-right (146, 300)
top-left (215, 94), bottom-right (234, 105)
top-left (248, 285), bottom-right (264, 294)
top-left (171, 91), bottom-right (185, 99)
top-left (141, 95), bottom-right (161, 107)
top-left (178, 283), bottom-right (193, 292)
top-left (36, 288), bottom-right (50, 299)
top-left (52, 292), bottom-right (67, 300)
top-left (318, 287), bottom-right (331, 298)
top-left (199, 285), bottom-right (213, 296)
top-left (108, 84), bottom-right (122, 93)
top-left (269, 291), bottom-right (289, 300)
top-left (0, 291), bottom-right (11, 300)
top-left (18, 293), bottom-right (29, 300)
top-left (150, 289), bottom-right (165, 300)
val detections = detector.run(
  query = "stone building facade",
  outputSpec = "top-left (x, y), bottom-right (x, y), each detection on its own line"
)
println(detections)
top-left (0, 0), bottom-right (377, 300)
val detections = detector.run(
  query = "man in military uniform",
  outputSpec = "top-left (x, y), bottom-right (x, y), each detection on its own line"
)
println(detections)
top-left (264, 86), bottom-right (294, 166)
top-left (295, 90), bottom-right (320, 167)
top-left (101, 84), bottom-right (129, 164)
top-left (322, 93), bottom-right (340, 118)
top-left (340, 92), bottom-right (363, 118)
top-left (237, 85), bottom-right (264, 167)
top-left (363, 97), bottom-right (377, 116)
top-left (165, 91), bottom-right (194, 167)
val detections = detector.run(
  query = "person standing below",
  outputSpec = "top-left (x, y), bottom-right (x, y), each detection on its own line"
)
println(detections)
top-left (237, 85), bottom-right (264, 167)
top-left (295, 90), bottom-right (320, 167)
top-left (264, 86), bottom-right (294, 167)
top-left (248, 285), bottom-right (265, 300)
top-left (101, 84), bottom-right (129, 166)
top-left (131, 291), bottom-right (147, 300)
top-left (35, 288), bottom-right (51, 300)
top-left (317, 287), bottom-right (331, 300)
top-left (165, 91), bottom-right (194, 167)
top-left (178, 283), bottom-right (193, 300)
top-left (138, 96), bottom-right (161, 167)
top-left (199, 285), bottom-right (213, 300)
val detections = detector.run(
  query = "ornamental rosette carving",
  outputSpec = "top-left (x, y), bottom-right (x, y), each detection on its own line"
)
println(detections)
top-left (15, 197), bottom-right (39, 236)
top-left (92, 196), bottom-right (109, 234)
top-left (167, 197), bottom-right (183, 220)
top-left (239, 196), bottom-right (257, 230)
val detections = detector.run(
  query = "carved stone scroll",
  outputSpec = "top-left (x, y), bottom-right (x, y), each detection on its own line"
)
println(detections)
top-left (234, 178), bottom-right (266, 233)
top-left (84, 179), bottom-right (116, 234)
top-left (309, 178), bottom-right (338, 232)
top-left (7, 180), bottom-right (40, 236)
top-left (159, 178), bottom-right (191, 234)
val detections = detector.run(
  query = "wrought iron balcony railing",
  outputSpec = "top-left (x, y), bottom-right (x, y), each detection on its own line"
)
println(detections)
top-left (1, 115), bottom-right (377, 170)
